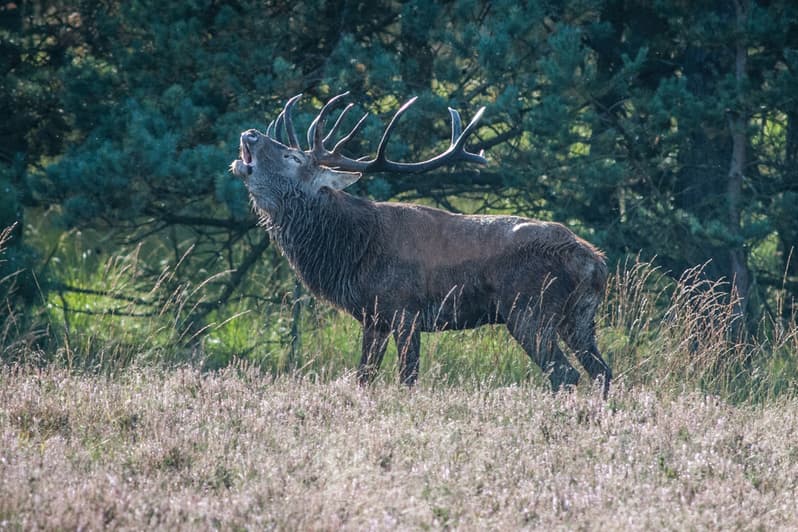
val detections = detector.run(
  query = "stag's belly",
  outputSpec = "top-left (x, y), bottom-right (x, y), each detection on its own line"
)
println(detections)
top-left (354, 257), bottom-right (499, 331)
top-left (415, 259), bottom-right (508, 331)
top-left (356, 240), bottom-right (575, 332)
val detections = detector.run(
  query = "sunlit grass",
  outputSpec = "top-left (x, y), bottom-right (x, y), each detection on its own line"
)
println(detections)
top-left (2, 224), bottom-right (797, 401)
top-left (1, 365), bottom-right (798, 529)
top-left (3, 223), bottom-right (798, 528)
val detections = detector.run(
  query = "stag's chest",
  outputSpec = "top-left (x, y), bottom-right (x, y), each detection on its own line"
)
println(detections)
top-left (272, 220), bottom-right (369, 310)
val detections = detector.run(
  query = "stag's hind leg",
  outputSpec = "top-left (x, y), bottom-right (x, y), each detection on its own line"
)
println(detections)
top-left (560, 306), bottom-right (612, 398)
top-left (559, 258), bottom-right (612, 397)
top-left (507, 311), bottom-right (579, 392)
top-left (578, 344), bottom-right (611, 398)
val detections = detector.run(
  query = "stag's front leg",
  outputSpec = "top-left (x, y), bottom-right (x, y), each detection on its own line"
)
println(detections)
top-left (395, 328), bottom-right (420, 386)
top-left (359, 322), bottom-right (390, 385)
top-left (393, 311), bottom-right (421, 386)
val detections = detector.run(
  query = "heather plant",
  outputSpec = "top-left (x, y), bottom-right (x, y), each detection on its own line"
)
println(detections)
top-left (1, 365), bottom-right (797, 530)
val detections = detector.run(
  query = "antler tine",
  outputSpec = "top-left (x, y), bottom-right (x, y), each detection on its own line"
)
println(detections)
top-left (282, 94), bottom-right (303, 148)
top-left (274, 111), bottom-right (287, 145)
top-left (266, 119), bottom-right (277, 138)
top-left (374, 96), bottom-right (418, 163)
top-left (450, 106), bottom-right (487, 163)
top-left (448, 108), bottom-right (463, 145)
top-left (454, 106), bottom-right (485, 148)
top-left (331, 112), bottom-right (369, 154)
top-left (308, 92), bottom-right (350, 153)
top-left (306, 116), bottom-right (317, 152)
top-left (323, 103), bottom-right (355, 146)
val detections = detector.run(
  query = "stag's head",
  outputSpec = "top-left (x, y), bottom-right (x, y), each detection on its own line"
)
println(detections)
top-left (231, 127), bottom-right (362, 195)
top-left (230, 92), bottom-right (487, 212)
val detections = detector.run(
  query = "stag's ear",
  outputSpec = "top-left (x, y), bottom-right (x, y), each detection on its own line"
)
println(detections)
top-left (310, 167), bottom-right (362, 192)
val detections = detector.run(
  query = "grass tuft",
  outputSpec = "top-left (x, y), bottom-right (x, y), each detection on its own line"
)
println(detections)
top-left (2, 226), bottom-right (797, 401)
top-left (601, 258), bottom-right (798, 401)
top-left (1, 366), bottom-right (797, 529)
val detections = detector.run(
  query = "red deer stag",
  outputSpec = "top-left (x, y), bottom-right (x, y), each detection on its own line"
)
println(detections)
top-left (230, 93), bottom-right (611, 396)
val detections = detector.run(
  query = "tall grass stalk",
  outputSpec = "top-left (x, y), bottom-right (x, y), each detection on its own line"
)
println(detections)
top-left (2, 225), bottom-right (796, 401)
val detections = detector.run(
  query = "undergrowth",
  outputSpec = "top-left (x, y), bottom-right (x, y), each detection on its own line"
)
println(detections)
top-left (1, 225), bottom-right (796, 402)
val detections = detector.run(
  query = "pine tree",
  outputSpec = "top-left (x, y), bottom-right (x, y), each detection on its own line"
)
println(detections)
top-left (3, 0), bottom-right (797, 342)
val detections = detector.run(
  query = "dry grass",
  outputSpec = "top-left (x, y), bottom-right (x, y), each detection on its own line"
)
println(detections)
top-left (600, 258), bottom-right (798, 400)
top-left (2, 364), bottom-right (797, 530)
top-left (3, 226), bottom-right (798, 528)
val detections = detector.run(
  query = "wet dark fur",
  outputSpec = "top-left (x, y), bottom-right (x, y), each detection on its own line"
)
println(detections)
top-left (235, 123), bottom-right (610, 395)
top-left (253, 182), bottom-right (611, 396)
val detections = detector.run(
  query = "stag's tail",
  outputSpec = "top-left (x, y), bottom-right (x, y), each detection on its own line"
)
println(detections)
top-left (588, 250), bottom-right (608, 296)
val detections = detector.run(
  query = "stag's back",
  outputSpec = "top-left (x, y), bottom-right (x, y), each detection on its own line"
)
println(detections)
top-left (377, 201), bottom-right (604, 279)
top-left (367, 202), bottom-right (605, 324)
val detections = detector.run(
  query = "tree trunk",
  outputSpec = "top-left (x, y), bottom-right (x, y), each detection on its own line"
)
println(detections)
top-left (726, 0), bottom-right (751, 320)
top-left (780, 110), bottom-right (798, 312)
top-left (288, 280), bottom-right (303, 371)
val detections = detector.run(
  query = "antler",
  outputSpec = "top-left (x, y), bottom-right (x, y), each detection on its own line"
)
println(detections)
top-left (267, 94), bottom-right (304, 148)
top-left (272, 92), bottom-right (487, 174)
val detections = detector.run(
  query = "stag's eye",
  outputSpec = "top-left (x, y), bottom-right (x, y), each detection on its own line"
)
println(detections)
top-left (283, 154), bottom-right (302, 164)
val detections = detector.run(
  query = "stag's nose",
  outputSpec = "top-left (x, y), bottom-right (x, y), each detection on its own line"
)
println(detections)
top-left (242, 130), bottom-right (260, 143)
top-left (239, 130), bottom-right (259, 166)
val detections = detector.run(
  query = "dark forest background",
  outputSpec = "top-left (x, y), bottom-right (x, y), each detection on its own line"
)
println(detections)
top-left (1, 0), bottom-right (796, 370)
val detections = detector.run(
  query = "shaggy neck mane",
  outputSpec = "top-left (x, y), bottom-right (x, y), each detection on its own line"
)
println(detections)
top-left (263, 188), bottom-right (379, 310)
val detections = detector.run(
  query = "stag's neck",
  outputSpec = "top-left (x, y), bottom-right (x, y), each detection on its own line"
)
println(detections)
top-left (266, 188), bottom-right (378, 310)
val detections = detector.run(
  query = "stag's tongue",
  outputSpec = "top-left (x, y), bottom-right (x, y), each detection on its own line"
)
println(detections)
top-left (242, 144), bottom-right (252, 164)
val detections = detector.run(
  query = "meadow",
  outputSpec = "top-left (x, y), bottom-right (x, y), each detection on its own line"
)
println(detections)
top-left (2, 365), bottom-right (798, 530)
top-left (2, 228), bottom-right (798, 529)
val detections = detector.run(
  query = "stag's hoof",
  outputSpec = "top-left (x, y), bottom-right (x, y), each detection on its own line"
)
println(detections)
top-left (549, 364), bottom-right (580, 393)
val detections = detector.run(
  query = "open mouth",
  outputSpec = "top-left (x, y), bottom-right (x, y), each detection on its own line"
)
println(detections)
top-left (241, 143), bottom-right (252, 164)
